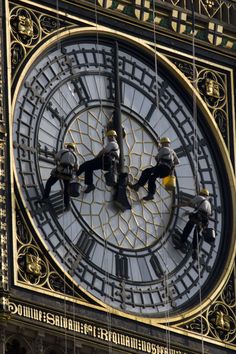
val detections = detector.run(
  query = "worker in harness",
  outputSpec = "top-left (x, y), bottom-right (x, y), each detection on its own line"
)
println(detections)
top-left (42, 143), bottom-right (78, 211)
top-left (76, 130), bottom-right (120, 194)
top-left (131, 137), bottom-right (179, 201)
top-left (173, 188), bottom-right (212, 259)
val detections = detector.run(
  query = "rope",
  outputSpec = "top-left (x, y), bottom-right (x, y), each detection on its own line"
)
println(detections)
top-left (191, 2), bottom-right (204, 353)
top-left (152, 0), bottom-right (159, 110)
top-left (94, 3), bottom-right (113, 354)
top-left (54, 1), bottom-right (70, 351)
top-left (152, 1), bottom-right (171, 351)
top-left (191, 4), bottom-right (199, 193)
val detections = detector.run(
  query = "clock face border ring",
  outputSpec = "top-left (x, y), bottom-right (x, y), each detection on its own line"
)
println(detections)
top-left (11, 27), bottom-right (236, 322)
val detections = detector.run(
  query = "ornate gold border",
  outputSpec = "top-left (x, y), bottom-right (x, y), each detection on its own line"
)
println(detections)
top-left (0, 11), bottom-right (8, 295)
top-left (0, 0), bottom-right (12, 299)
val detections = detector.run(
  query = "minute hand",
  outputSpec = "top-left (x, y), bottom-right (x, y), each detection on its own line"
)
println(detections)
top-left (113, 41), bottom-right (131, 212)
top-left (113, 41), bottom-right (124, 173)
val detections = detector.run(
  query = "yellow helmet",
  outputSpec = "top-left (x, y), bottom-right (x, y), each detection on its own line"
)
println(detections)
top-left (106, 130), bottom-right (117, 137)
top-left (67, 142), bottom-right (76, 150)
top-left (199, 188), bottom-right (209, 196)
top-left (160, 137), bottom-right (170, 144)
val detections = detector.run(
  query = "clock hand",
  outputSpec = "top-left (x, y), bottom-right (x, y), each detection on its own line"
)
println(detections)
top-left (113, 41), bottom-right (131, 212)
top-left (113, 41), bottom-right (124, 172)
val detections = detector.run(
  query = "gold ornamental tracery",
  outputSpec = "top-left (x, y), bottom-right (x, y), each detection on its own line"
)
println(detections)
top-left (177, 269), bottom-right (236, 345)
top-left (9, 4), bottom-right (73, 78)
top-left (169, 56), bottom-right (229, 146)
top-left (15, 206), bottom-right (90, 301)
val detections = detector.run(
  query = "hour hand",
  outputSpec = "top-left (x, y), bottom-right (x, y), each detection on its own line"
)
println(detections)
top-left (114, 172), bottom-right (131, 212)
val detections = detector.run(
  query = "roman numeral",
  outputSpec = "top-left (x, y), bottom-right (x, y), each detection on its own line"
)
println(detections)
top-left (150, 254), bottom-right (164, 277)
top-left (49, 192), bottom-right (64, 216)
top-left (61, 47), bottom-right (75, 75)
top-left (145, 102), bottom-right (156, 123)
top-left (71, 76), bottom-right (90, 105)
top-left (67, 254), bottom-right (83, 276)
top-left (160, 284), bottom-right (178, 308)
top-left (24, 81), bottom-right (45, 103)
top-left (75, 230), bottom-right (95, 258)
top-left (175, 144), bottom-right (193, 158)
top-left (13, 140), bottom-right (37, 157)
top-left (31, 200), bottom-right (49, 221)
top-left (158, 81), bottom-right (168, 100)
top-left (46, 101), bottom-right (65, 126)
top-left (38, 68), bottom-right (51, 85)
top-left (115, 254), bottom-right (128, 279)
top-left (178, 191), bottom-right (195, 204)
top-left (38, 144), bottom-right (55, 164)
top-left (54, 55), bottom-right (65, 74)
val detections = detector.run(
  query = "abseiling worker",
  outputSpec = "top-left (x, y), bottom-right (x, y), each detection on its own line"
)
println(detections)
top-left (173, 188), bottom-right (212, 259)
top-left (131, 137), bottom-right (179, 200)
top-left (76, 130), bottom-right (120, 194)
top-left (42, 143), bottom-right (78, 211)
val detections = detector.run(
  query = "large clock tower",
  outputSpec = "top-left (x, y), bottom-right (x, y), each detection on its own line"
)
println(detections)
top-left (0, 1), bottom-right (236, 353)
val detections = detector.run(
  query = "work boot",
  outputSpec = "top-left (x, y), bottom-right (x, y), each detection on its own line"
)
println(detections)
top-left (40, 196), bottom-right (49, 203)
top-left (192, 249), bottom-right (197, 260)
top-left (84, 184), bottom-right (95, 194)
top-left (64, 204), bottom-right (71, 212)
top-left (130, 183), bottom-right (140, 191)
top-left (142, 193), bottom-right (154, 201)
top-left (181, 241), bottom-right (188, 253)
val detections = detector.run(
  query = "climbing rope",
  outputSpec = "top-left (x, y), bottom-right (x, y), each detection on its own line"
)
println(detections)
top-left (94, 3), bottom-right (113, 354)
top-left (54, 1), bottom-right (70, 351)
top-left (152, 0), bottom-right (159, 110)
top-left (191, 2), bottom-right (205, 353)
top-left (152, 1), bottom-right (171, 351)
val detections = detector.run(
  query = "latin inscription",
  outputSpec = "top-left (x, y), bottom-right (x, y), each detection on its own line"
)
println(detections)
top-left (8, 301), bottom-right (189, 354)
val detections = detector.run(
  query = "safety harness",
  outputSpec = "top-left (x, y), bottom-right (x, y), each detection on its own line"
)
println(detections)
top-left (54, 150), bottom-right (77, 180)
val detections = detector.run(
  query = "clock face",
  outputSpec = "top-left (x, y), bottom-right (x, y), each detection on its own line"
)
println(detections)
top-left (13, 32), bottom-right (233, 319)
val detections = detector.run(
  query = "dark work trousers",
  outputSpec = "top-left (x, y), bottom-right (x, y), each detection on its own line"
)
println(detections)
top-left (44, 175), bottom-right (70, 208)
top-left (76, 156), bottom-right (110, 186)
top-left (137, 164), bottom-right (171, 195)
top-left (181, 211), bottom-right (209, 250)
